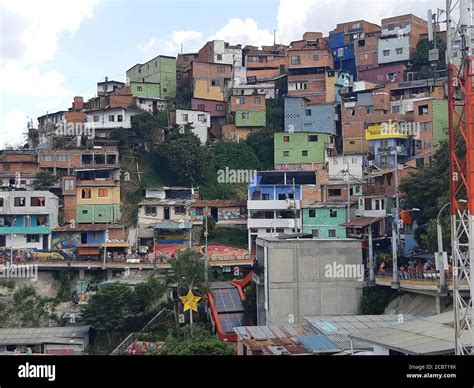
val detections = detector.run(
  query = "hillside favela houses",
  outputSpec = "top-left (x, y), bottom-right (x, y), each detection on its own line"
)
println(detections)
top-left (0, 7), bottom-right (462, 362)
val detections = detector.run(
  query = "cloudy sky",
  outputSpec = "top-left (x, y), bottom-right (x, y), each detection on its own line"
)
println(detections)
top-left (0, 0), bottom-right (443, 148)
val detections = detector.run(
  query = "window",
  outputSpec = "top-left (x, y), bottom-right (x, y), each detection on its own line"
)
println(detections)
top-left (312, 229), bottom-right (319, 238)
top-left (392, 105), bottom-right (401, 113)
top-left (198, 104), bottom-right (205, 111)
top-left (14, 197), bottom-right (25, 207)
top-left (145, 206), bottom-right (157, 216)
top-left (309, 209), bottom-right (316, 218)
top-left (163, 88), bottom-right (167, 93)
top-left (283, 136), bottom-right (290, 142)
top-left (266, 228), bottom-right (272, 233)
top-left (216, 104), bottom-right (223, 111)
top-left (81, 189), bottom-right (91, 199)
top-left (383, 50), bottom-right (390, 57)
top-left (108, 115), bottom-right (115, 122)
top-left (328, 189), bottom-right (341, 197)
top-left (93, 115), bottom-right (100, 122)
top-left (181, 114), bottom-right (189, 122)
top-left (313, 54), bottom-right (320, 61)
top-left (396, 48), bottom-right (403, 55)
top-left (418, 105), bottom-right (429, 115)
top-left (211, 79), bottom-right (220, 86)
top-left (198, 114), bottom-right (206, 123)
top-left (302, 150), bottom-right (308, 157)
top-left (358, 40), bottom-right (365, 47)
top-left (328, 229), bottom-right (336, 238)
top-left (82, 209), bottom-right (88, 215)
top-left (366, 107), bottom-right (374, 114)
top-left (217, 65), bottom-right (225, 73)
top-left (305, 109), bottom-right (312, 116)
top-left (237, 97), bottom-right (246, 104)
top-left (283, 151), bottom-right (290, 157)
top-left (24, 216), bottom-right (31, 227)
top-left (349, 109), bottom-right (355, 116)
top-left (337, 47), bottom-right (344, 57)
top-left (0, 198), bottom-right (3, 207)
top-left (291, 55), bottom-right (301, 65)
top-left (118, 115), bottom-right (123, 122)
top-left (216, 54), bottom-right (223, 61)
top-left (330, 209), bottom-right (338, 218)
top-left (31, 197), bottom-right (45, 207)
top-left (308, 135), bottom-right (318, 142)
top-left (175, 206), bottom-right (186, 215)
top-left (292, 82), bottom-right (308, 90)
top-left (255, 97), bottom-right (261, 104)
top-left (98, 189), bottom-right (109, 197)
top-left (423, 138), bottom-right (433, 149)
top-left (420, 122), bottom-right (432, 131)
top-left (276, 228), bottom-right (284, 233)
top-left (241, 112), bottom-right (249, 119)
top-left (262, 194), bottom-right (270, 200)
top-left (26, 234), bottom-right (40, 243)
top-left (387, 72), bottom-right (397, 80)
top-left (137, 86), bottom-right (143, 91)
top-left (349, 140), bottom-right (356, 145)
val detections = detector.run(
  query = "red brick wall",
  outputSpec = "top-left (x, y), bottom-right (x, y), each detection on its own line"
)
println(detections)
top-left (230, 94), bottom-right (266, 112)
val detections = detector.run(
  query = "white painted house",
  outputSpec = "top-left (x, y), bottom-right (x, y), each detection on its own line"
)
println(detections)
top-left (175, 109), bottom-right (210, 144)
top-left (86, 107), bottom-right (139, 130)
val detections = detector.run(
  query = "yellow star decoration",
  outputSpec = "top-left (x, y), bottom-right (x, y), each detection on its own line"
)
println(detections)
top-left (180, 289), bottom-right (201, 312)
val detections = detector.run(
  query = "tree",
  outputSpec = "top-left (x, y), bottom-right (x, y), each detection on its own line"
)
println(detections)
top-left (266, 98), bottom-right (285, 130)
top-left (159, 324), bottom-right (234, 355)
top-left (168, 249), bottom-right (207, 295)
top-left (32, 170), bottom-right (60, 191)
top-left (82, 284), bottom-right (133, 348)
top-left (399, 140), bottom-right (451, 250)
top-left (246, 129), bottom-right (274, 170)
top-left (155, 132), bottom-right (210, 185)
top-left (130, 276), bottom-right (166, 314)
top-left (413, 37), bottom-right (446, 79)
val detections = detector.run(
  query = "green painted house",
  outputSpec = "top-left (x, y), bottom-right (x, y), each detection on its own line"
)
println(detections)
top-left (127, 55), bottom-right (176, 99)
top-left (302, 202), bottom-right (354, 238)
top-left (274, 132), bottom-right (332, 167)
top-left (235, 111), bottom-right (266, 127)
top-left (76, 204), bottom-right (121, 224)
top-left (432, 99), bottom-right (448, 146)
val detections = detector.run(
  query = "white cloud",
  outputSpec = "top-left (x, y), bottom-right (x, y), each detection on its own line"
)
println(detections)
top-left (208, 18), bottom-right (274, 46)
top-left (0, 110), bottom-right (28, 148)
top-left (0, 64), bottom-right (72, 98)
top-left (276, 0), bottom-right (445, 42)
top-left (0, 0), bottom-right (101, 64)
top-left (137, 30), bottom-right (204, 56)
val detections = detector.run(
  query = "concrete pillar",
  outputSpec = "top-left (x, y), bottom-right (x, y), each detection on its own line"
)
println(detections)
top-left (79, 269), bottom-right (85, 280)
top-left (435, 295), bottom-right (448, 314)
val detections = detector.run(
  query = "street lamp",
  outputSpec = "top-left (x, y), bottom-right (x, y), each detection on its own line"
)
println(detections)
top-left (391, 208), bottom-right (420, 288)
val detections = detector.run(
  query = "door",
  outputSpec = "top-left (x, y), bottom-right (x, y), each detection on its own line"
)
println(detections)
top-left (164, 207), bottom-right (170, 220)
top-left (42, 235), bottom-right (49, 250)
top-left (211, 207), bottom-right (218, 220)
top-left (81, 233), bottom-right (87, 244)
top-left (0, 235), bottom-right (5, 247)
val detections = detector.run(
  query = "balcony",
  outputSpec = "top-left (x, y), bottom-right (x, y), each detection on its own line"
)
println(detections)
top-left (0, 226), bottom-right (51, 235)
top-left (247, 200), bottom-right (300, 210)
top-left (247, 218), bottom-right (298, 229)
top-left (377, 146), bottom-right (408, 156)
top-left (365, 124), bottom-right (410, 140)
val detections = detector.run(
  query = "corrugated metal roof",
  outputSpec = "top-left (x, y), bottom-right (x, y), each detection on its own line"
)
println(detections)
top-left (297, 335), bottom-right (339, 352)
top-left (0, 326), bottom-right (90, 345)
top-left (348, 312), bottom-right (471, 355)
top-left (304, 314), bottom-right (420, 351)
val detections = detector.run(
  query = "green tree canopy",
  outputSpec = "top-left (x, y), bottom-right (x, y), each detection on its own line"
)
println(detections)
top-left (159, 324), bottom-right (234, 355)
top-left (32, 170), bottom-right (60, 191)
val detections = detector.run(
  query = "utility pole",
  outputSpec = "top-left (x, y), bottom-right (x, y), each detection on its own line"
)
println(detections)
top-left (103, 222), bottom-right (109, 269)
top-left (392, 148), bottom-right (400, 289)
top-left (204, 206), bottom-right (209, 282)
top-left (10, 218), bottom-right (16, 266)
